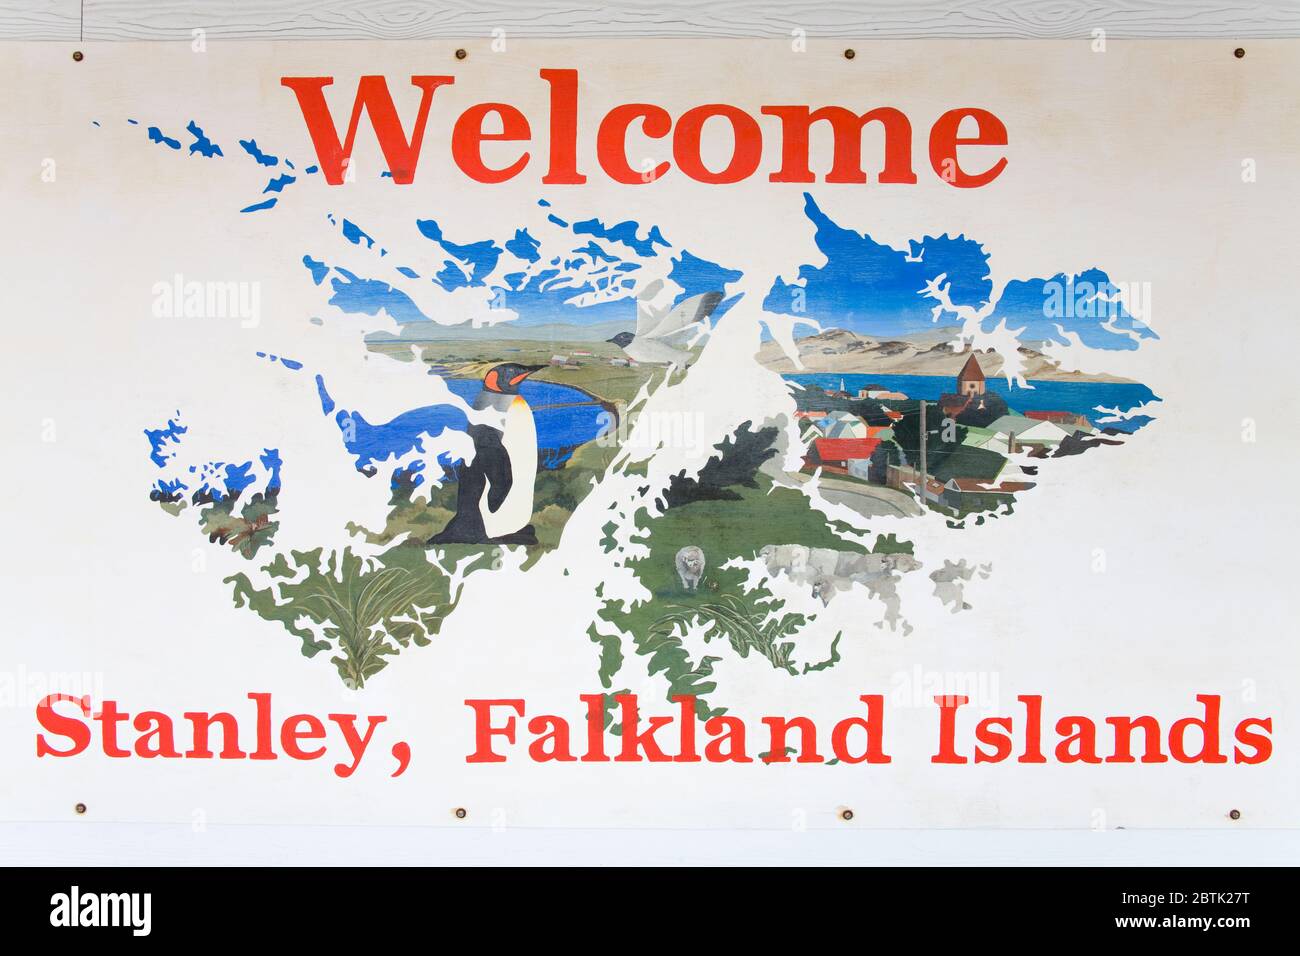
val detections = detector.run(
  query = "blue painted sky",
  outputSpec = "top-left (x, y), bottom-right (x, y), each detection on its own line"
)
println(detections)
top-left (764, 193), bottom-right (1156, 351)
top-left (305, 203), bottom-right (745, 329)
top-left (121, 115), bottom-right (312, 213)
top-left (986, 269), bottom-right (1157, 350)
top-left (121, 116), bottom-right (743, 327)
top-left (144, 412), bottom-right (282, 502)
top-left (764, 193), bottom-right (991, 337)
top-left (121, 115), bottom-right (1153, 352)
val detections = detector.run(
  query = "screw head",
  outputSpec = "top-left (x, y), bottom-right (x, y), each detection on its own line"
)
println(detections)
top-left (840, 808), bottom-right (854, 821)
top-left (74, 802), bottom-right (87, 815)
top-left (454, 807), bottom-right (467, 819)
top-left (1229, 808), bottom-right (1241, 820)
top-left (72, 51), bottom-right (84, 62)
top-left (844, 49), bottom-right (856, 60)
top-left (455, 48), bottom-right (468, 61)
top-left (1234, 48), bottom-right (1245, 59)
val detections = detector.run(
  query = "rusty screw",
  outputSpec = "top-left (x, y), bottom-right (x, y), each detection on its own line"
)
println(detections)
top-left (1234, 48), bottom-right (1245, 59)
top-left (844, 49), bottom-right (856, 60)
top-left (455, 48), bottom-right (467, 61)
top-left (74, 802), bottom-right (87, 815)
top-left (1229, 808), bottom-right (1241, 820)
top-left (840, 808), bottom-right (855, 821)
top-left (72, 51), bottom-right (84, 62)
top-left (454, 807), bottom-right (467, 819)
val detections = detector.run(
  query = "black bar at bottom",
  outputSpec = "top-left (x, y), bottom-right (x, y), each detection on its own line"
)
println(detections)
top-left (0, 866), bottom-right (1286, 941)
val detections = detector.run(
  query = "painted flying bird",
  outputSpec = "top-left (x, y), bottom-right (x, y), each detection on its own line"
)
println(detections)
top-left (429, 362), bottom-right (544, 546)
top-left (607, 280), bottom-right (724, 366)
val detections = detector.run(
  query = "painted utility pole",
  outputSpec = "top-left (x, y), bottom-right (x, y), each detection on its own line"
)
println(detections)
top-left (918, 399), bottom-right (927, 506)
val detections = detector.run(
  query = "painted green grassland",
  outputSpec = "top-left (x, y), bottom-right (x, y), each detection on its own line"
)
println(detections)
top-left (370, 338), bottom-right (659, 406)
top-left (228, 436), bottom-right (622, 687)
top-left (589, 468), bottom-right (913, 719)
top-left (347, 437), bottom-right (620, 556)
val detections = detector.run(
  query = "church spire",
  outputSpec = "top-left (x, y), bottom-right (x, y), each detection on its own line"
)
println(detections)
top-left (957, 353), bottom-right (986, 396)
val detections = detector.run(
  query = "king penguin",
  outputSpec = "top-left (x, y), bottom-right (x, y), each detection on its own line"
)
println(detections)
top-left (429, 362), bottom-right (545, 546)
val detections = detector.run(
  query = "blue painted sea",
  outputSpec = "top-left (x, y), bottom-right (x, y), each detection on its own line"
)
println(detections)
top-left (785, 372), bottom-right (1159, 433)
top-left (326, 377), bottom-right (611, 475)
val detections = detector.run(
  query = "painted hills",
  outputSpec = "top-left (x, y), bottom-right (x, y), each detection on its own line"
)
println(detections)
top-left (757, 328), bottom-right (1134, 383)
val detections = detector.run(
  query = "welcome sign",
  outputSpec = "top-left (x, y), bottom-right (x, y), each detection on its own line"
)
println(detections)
top-left (1, 39), bottom-right (1294, 829)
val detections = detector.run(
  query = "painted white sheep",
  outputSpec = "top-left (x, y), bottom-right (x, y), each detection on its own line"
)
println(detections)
top-left (675, 546), bottom-right (706, 591)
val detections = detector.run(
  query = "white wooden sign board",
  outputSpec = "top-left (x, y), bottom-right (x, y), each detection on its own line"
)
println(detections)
top-left (0, 37), bottom-right (1295, 836)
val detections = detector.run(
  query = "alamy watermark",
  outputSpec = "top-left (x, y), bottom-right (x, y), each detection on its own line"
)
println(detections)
top-left (0, 666), bottom-right (104, 710)
top-left (888, 665), bottom-right (1001, 711)
top-left (50, 886), bottom-right (151, 936)
top-left (1042, 277), bottom-right (1152, 324)
top-left (597, 405), bottom-right (710, 458)
top-left (151, 273), bottom-right (261, 327)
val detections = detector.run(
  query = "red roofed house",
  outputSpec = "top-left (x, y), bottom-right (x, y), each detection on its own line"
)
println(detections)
top-left (805, 437), bottom-right (882, 477)
top-left (1025, 410), bottom-right (1092, 431)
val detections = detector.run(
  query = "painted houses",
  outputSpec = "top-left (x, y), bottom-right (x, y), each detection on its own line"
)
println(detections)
top-left (820, 411), bottom-right (870, 439)
top-left (804, 437), bottom-right (881, 477)
top-left (856, 385), bottom-right (908, 401)
top-left (959, 425), bottom-right (1011, 456)
top-left (1025, 410), bottom-right (1094, 432)
top-left (941, 478), bottom-right (1036, 515)
top-left (986, 414), bottom-right (1073, 449)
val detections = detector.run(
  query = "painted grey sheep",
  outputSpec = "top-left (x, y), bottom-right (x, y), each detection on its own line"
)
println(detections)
top-left (759, 542), bottom-right (923, 605)
top-left (760, 544), bottom-right (810, 578)
top-left (675, 546), bottom-right (706, 591)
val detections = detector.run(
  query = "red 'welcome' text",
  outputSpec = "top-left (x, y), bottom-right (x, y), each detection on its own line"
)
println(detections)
top-left (280, 69), bottom-right (1008, 188)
